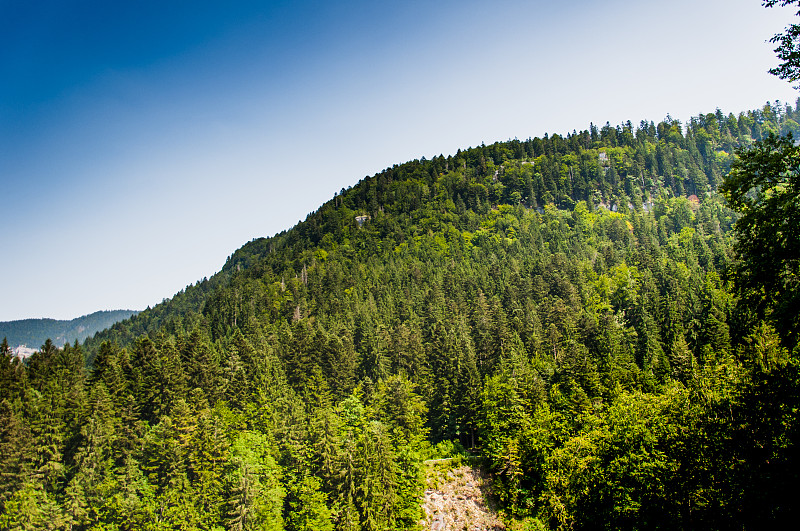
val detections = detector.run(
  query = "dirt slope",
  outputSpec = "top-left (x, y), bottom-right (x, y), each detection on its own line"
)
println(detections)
top-left (421, 462), bottom-right (505, 531)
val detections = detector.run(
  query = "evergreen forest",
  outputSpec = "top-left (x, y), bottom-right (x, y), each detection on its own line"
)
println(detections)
top-left (5, 5), bottom-right (800, 524)
top-left (2, 96), bottom-right (799, 530)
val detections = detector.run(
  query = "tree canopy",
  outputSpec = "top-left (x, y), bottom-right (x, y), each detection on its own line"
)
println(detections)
top-left (723, 132), bottom-right (800, 346)
top-left (2, 98), bottom-right (800, 528)
top-left (766, 0), bottom-right (800, 84)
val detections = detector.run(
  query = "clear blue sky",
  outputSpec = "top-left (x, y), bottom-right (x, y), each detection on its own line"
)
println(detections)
top-left (1, 0), bottom-right (797, 321)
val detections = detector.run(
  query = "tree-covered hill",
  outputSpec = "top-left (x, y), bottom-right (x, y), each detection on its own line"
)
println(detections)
top-left (0, 310), bottom-right (138, 350)
top-left (86, 102), bottom-right (797, 356)
top-left (2, 102), bottom-right (799, 530)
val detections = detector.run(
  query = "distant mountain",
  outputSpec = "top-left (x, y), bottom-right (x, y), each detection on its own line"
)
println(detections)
top-left (0, 309), bottom-right (138, 349)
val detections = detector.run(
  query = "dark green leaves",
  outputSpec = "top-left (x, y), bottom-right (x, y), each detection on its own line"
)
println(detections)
top-left (723, 133), bottom-right (800, 345)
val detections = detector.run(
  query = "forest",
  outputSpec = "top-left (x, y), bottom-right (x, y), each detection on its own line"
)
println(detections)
top-left (1, 92), bottom-right (798, 530)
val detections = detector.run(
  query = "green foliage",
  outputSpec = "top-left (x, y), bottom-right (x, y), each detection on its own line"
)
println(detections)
top-left (0, 480), bottom-right (65, 530)
top-left (723, 132), bottom-right (800, 346)
top-left (284, 473), bottom-right (332, 531)
top-left (765, 1), bottom-right (800, 84)
top-left (540, 385), bottom-right (705, 529)
top-left (6, 102), bottom-right (800, 529)
top-left (226, 431), bottom-right (285, 531)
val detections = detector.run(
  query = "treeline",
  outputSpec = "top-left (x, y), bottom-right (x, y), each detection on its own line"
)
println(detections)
top-left (86, 100), bottom-right (799, 349)
top-left (1, 102), bottom-right (798, 529)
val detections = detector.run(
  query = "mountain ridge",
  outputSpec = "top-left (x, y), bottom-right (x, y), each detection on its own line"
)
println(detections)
top-left (84, 102), bottom-right (793, 358)
top-left (6, 101), bottom-right (790, 529)
top-left (0, 309), bottom-right (138, 349)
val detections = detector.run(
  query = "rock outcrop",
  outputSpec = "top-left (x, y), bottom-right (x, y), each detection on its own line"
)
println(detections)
top-left (421, 464), bottom-right (505, 531)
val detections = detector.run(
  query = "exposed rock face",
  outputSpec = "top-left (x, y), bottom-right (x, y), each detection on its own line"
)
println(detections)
top-left (421, 464), bottom-right (505, 531)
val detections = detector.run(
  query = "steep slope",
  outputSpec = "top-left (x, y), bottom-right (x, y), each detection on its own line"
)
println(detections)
top-left (87, 104), bottom-right (793, 358)
top-left (3, 103), bottom-right (799, 530)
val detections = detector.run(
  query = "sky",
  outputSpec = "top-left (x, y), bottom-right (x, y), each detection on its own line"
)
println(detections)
top-left (1, 0), bottom-right (798, 321)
